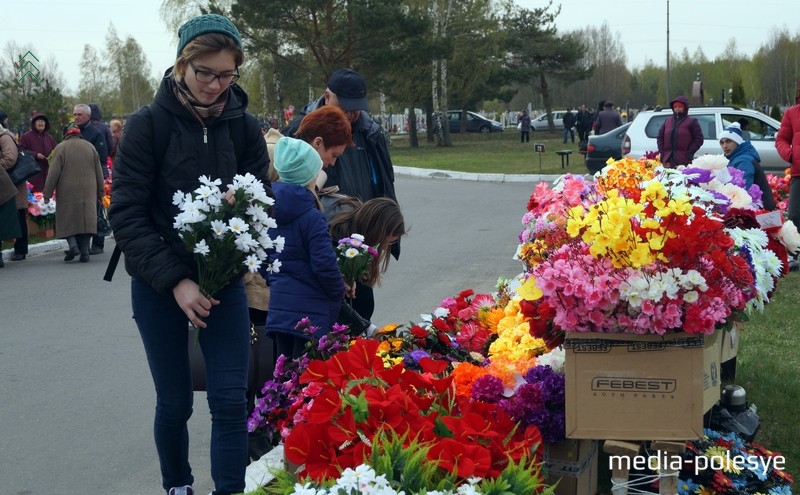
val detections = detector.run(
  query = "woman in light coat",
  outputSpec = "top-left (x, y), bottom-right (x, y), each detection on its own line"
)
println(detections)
top-left (44, 123), bottom-right (104, 262)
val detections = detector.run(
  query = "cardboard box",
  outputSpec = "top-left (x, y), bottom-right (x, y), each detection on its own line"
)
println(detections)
top-left (564, 331), bottom-right (721, 440)
top-left (543, 439), bottom-right (598, 495)
top-left (720, 325), bottom-right (739, 364)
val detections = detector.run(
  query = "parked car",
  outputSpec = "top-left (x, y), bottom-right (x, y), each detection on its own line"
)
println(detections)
top-left (439, 110), bottom-right (504, 133)
top-left (531, 110), bottom-right (568, 131)
top-left (623, 106), bottom-right (788, 172)
top-left (585, 122), bottom-right (632, 174)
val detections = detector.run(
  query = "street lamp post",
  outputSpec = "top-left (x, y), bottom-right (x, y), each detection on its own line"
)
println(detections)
top-left (665, 0), bottom-right (670, 104)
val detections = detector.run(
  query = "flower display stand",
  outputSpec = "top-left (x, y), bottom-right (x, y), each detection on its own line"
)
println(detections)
top-left (27, 218), bottom-right (54, 238)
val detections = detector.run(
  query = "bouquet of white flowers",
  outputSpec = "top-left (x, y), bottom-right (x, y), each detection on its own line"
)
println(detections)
top-left (173, 174), bottom-right (283, 342)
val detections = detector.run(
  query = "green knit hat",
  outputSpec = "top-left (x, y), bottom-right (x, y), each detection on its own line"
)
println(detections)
top-left (274, 137), bottom-right (322, 186)
top-left (177, 14), bottom-right (242, 56)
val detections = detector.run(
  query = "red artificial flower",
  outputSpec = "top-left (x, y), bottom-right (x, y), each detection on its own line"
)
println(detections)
top-left (410, 324), bottom-right (428, 339)
top-left (427, 437), bottom-right (493, 479)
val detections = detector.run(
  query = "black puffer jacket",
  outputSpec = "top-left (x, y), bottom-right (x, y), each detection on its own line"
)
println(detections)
top-left (110, 73), bottom-right (269, 295)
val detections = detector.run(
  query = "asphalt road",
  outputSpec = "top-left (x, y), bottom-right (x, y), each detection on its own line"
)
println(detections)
top-left (0, 175), bottom-right (539, 495)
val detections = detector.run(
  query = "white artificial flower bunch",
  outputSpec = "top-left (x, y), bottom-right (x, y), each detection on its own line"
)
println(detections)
top-left (37, 196), bottom-right (57, 216)
top-left (173, 174), bottom-right (284, 299)
top-left (289, 465), bottom-right (484, 495)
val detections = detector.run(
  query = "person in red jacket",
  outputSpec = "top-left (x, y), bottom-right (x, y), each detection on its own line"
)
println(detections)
top-left (18, 113), bottom-right (57, 192)
top-left (657, 95), bottom-right (704, 167)
top-left (776, 100), bottom-right (800, 236)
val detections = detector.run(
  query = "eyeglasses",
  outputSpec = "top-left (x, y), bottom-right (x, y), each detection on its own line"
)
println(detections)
top-left (188, 61), bottom-right (239, 86)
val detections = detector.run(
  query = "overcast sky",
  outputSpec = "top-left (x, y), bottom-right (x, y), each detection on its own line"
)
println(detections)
top-left (2, 0), bottom-right (798, 95)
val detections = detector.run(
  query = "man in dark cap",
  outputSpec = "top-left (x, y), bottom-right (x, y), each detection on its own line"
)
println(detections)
top-left (282, 68), bottom-right (398, 320)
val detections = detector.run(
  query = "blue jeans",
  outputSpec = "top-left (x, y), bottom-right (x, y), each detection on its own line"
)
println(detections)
top-left (563, 127), bottom-right (575, 143)
top-left (132, 278), bottom-right (250, 495)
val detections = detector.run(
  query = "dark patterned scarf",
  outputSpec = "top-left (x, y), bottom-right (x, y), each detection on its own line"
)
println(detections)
top-left (170, 75), bottom-right (227, 123)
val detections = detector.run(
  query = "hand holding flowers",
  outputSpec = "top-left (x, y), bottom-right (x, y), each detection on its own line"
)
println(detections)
top-left (173, 174), bottom-right (283, 341)
top-left (336, 233), bottom-right (378, 303)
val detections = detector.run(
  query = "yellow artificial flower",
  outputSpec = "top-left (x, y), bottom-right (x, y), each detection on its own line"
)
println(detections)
top-left (517, 277), bottom-right (543, 301)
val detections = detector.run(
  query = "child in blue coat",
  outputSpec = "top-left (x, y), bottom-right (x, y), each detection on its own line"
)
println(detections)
top-left (266, 137), bottom-right (345, 359)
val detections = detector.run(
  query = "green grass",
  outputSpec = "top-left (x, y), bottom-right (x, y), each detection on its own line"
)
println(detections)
top-left (389, 129), bottom-right (587, 174)
top-left (737, 271), bottom-right (800, 485)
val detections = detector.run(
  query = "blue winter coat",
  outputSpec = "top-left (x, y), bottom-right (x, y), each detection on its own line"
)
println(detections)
top-left (266, 181), bottom-right (344, 339)
top-left (726, 141), bottom-right (761, 188)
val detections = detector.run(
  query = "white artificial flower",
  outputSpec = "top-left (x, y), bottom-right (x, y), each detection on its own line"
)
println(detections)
top-left (252, 189), bottom-right (274, 206)
top-left (210, 220), bottom-right (228, 238)
top-left (193, 239), bottom-right (210, 256)
top-left (682, 290), bottom-right (699, 303)
top-left (263, 216), bottom-right (278, 229)
top-left (777, 220), bottom-right (800, 255)
top-left (206, 193), bottom-right (223, 210)
top-left (228, 217), bottom-right (249, 234)
top-left (690, 153), bottom-right (729, 170)
top-left (345, 247), bottom-right (359, 258)
top-left (244, 254), bottom-right (261, 273)
top-left (246, 204), bottom-right (267, 223)
top-left (230, 173), bottom-right (256, 191)
top-left (719, 183), bottom-right (755, 209)
top-left (234, 232), bottom-right (259, 252)
top-left (198, 175), bottom-right (222, 187)
top-left (535, 347), bottom-right (565, 374)
top-left (269, 259), bottom-right (282, 273)
top-left (172, 191), bottom-right (189, 207)
top-left (290, 482), bottom-right (322, 495)
top-left (273, 235), bottom-right (285, 252)
top-left (194, 184), bottom-right (217, 201)
top-left (433, 307), bottom-right (449, 318)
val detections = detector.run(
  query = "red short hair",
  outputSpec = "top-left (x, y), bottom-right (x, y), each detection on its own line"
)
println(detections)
top-left (295, 106), bottom-right (353, 148)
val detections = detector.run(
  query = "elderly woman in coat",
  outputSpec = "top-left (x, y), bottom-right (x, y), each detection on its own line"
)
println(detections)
top-left (0, 116), bottom-right (28, 263)
top-left (44, 122), bottom-right (104, 262)
top-left (0, 124), bottom-right (22, 267)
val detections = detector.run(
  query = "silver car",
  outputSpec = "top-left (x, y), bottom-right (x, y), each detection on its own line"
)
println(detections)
top-left (531, 110), bottom-right (568, 131)
top-left (623, 107), bottom-right (788, 172)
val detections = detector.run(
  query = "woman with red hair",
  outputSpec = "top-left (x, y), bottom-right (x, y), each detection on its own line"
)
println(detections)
top-left (266, 106), bottom-right (352, 181)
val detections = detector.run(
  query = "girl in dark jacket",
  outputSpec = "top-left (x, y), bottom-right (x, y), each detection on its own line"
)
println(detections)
top-left (109, 14), bottom-right (268, 495)
top-left (266, 137), bottom-right (345, 359)
top-left (327, 196), bottom-right (406, 320)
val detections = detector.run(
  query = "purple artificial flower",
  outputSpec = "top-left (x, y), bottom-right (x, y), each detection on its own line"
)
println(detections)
top-left (409, 349), bottom-right (430, 363)
top-left (747, 184), bottom-right (763, 205)
top-left (727, 167), bottom-right (746, 188)
top-left (471, 374), bottom-right (505, 403)
top-left (681, 167), bottom-right (713, 184)
top-left (502, 382), bottom-right (543, 422)
top-left (709, 190), bottom-right (731, 214)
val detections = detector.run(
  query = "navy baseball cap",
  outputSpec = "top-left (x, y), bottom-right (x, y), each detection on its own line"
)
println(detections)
top-left (327, 69), bottom-right (368, 111)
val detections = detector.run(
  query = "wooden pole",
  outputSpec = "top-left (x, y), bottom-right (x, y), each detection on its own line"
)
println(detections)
top-left (604, 440), bottom-right (641, 495)
top-left (652, 441), bottom-right (686, 495)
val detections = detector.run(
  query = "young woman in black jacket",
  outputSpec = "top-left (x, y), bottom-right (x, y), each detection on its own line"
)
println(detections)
top-left (109, 14), bottom-right (268, 495)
